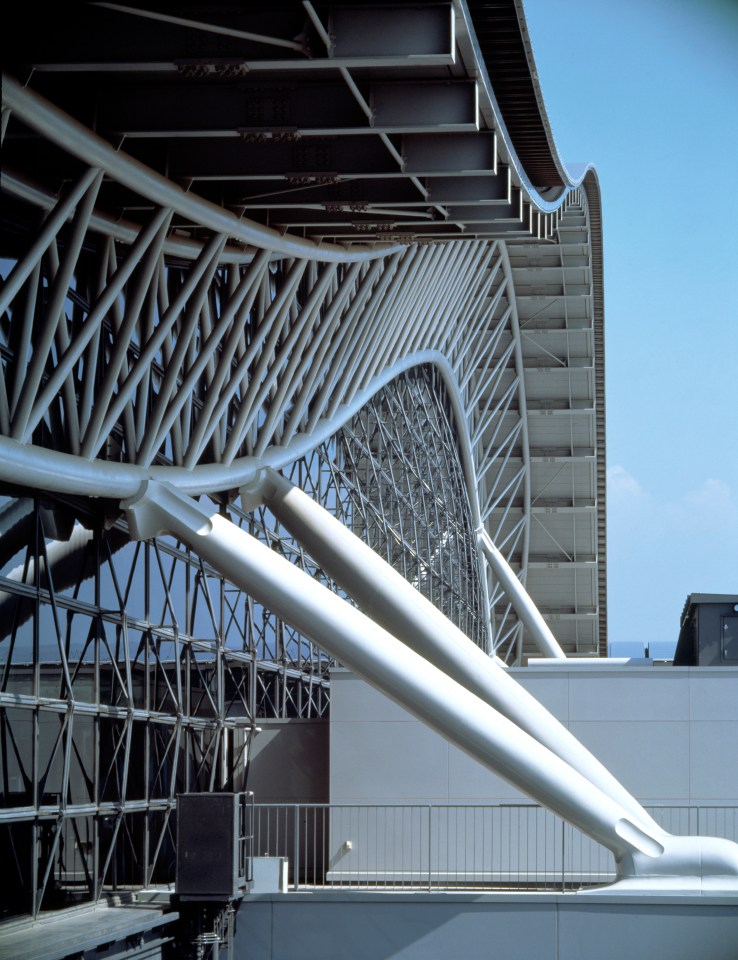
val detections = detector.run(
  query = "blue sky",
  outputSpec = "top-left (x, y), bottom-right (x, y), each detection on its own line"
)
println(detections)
top-left (522, 0), bottom-right (738, 657)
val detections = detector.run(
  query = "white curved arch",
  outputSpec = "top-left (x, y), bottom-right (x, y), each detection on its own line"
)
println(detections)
top-left (0, 106), bottom-right (597, 659)
top-left (0, 2), bottom-right (603, 667)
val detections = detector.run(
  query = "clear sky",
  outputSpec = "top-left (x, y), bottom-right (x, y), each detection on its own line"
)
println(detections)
top-left (522, 0), bottom-right (738, 657)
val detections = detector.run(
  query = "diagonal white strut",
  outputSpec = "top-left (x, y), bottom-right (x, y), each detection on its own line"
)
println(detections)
top-left (243, 468), bottom-right (652, 829)
top-left (477, 529), bottom-right (565, 661)
top-left (123, 479), bottom-right (738, 889)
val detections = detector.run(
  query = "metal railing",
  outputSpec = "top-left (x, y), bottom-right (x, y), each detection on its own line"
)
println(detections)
top-left (247, 803), bottom-right (738, 892)
top-left (240, 792), bottom-right (256, 887)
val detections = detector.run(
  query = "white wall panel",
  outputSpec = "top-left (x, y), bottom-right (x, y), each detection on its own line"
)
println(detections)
top-left (331, 667), bottom-right (738, 807)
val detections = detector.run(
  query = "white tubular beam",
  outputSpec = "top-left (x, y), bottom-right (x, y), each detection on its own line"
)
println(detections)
top-left (246, 468), bottom-right (659, 834)
top-left (182, 250), bottom-right (272, 467)
top-left (479, 529), bottom-right (564, 659)
top-left (0, 167), bottom-right (100, 318)
top-left (122, 479), bottom-right (738, 888)
top-left (122, 478), bottom-right (656, 863)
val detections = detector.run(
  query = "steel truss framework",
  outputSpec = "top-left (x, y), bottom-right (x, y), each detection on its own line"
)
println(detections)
top-left (0, 0), bottom-right (606, 922)
top-left (0, 367), bottom-right (487, 918)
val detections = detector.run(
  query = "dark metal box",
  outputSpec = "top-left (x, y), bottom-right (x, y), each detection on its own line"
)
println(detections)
top-left (176, 793), bottom-right (240, 901)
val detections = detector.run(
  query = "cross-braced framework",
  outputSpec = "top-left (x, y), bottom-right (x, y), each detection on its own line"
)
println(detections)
top-left (0, 366), bottom-right (490, 917)
top-left (0, 0), bottom-right (607, 923)
top-left (0, 84), bottom-right (557, 653)
top-left (336, 369), bottom-right (486, 648)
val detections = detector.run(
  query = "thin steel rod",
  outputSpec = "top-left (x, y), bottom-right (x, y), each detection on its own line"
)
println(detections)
top-left (45, 240), bottom-right (83, 454)
top-left (278, 261), bottom-right (366, 447)
top-left (184, 252), bottom-right (272, 466)
top-left (0, 105), bottom-right (10, 144)
top-left (302, 1), bottom-right (332, 50)
top-left (10, 171), bottom-right (103, 441)
top-left (86, 232), bottom-right (227, 459)
top-left (23, 206), bottom-right (172, 447)
top-left (8, 263), bottom-right (41, 412)
top-left (254, 263), bottom-right (339, 453)
top-left (140, 262), bottom-right (253, 464)
top-left (78, 238), bottom-right (112, 436)
top-left (86, 214), bottom-right (172, 453)
top-left (93, 2), bottom-right (307, 52)
top-left (220, 263), bottom-right (310, 461)
top-left (499, 243), bottom-right (532, 600)
top-left (135, 235), bottom-right (228, 464)
top-left (219, 261), bottom-right (309, 462)
top-left (0, 166), bottom-right (99, 317)
top-left (308, 254), bottom-right (406, 428)
top-left (465, 307), bottom-right (511, 407)
top-left (471, 343), bottom-right (517, 445)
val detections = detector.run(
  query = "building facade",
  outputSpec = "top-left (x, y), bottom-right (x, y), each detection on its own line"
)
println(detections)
top-left (1, 0), bottom-right (615, 949)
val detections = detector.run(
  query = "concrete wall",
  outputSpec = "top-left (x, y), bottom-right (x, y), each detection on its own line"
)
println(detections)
top-left (327, 665), bottom-right (738, 881)
top-left (330, 664), bottom-right (738, 807)
top-left (248, 719), bottom-right (328, 803)
top-left (236, 667), bottom-right (738, 960)
top-left (236, 891), bottom-right (738, 960)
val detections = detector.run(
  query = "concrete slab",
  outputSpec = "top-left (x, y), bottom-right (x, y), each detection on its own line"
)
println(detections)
top-left (237, 890), bottom-right (738, 960)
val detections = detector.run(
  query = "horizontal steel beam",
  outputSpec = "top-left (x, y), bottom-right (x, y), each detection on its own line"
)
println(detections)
top-left (28, 4), bottom-right (455, 71)
top-left (159, 132), bottom-right (501, 183)
top-left (426, 169), bottom-right (511, 203)
top-left (165, 136), bottom-right (400, 179)
top-left (403, 132), bottom-right (497, 175)
top-left (230, 177), bottom-right (430, 207)
top-left (330, 4), bottom-right (454, 61)
top-left (527, 559), bottom-right (597, 569)
top-left (90, 80), bottom-right (478, 137)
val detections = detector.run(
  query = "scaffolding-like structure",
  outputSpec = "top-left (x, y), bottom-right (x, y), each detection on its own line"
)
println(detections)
top-left (0, 0), bottom-right (608, 923)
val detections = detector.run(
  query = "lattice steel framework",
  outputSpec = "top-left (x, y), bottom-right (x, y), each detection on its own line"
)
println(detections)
top-left (0, 0), bottom-right (606, 923)
top-left (0, 365), bottom-right (490, 917)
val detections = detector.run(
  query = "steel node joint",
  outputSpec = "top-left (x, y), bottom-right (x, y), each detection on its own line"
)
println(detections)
top-left (122, 479), bottom-right (213, 542)
top-left (238, 467), bottom-right (277, 512)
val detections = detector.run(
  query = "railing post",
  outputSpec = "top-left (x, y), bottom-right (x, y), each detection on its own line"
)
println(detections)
top-left (293, 804), bottom-right (300, 891)
top-left (428, 804), bottom-right (432, 892)
top-left (561, 819), bottom-right (566, 892)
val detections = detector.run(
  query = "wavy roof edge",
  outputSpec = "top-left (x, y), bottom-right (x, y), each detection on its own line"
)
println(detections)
top-left (465, 0), bottom-right (588, 195)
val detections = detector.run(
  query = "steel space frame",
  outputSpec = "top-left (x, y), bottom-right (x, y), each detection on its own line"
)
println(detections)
top-left (0, 0), bottom-right (618, 919)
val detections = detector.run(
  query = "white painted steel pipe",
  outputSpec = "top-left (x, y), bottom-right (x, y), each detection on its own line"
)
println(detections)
top-left (122, 478), bottom-right (662, 864)
top-left (2, 170), bottom-right (255, 264)
top-left (122, 480), bottom-right (738, 887)
top-left (0, 354), bottom-right (462, 500)
top-left (478, 530), bottom-right (563, 658)
top-left (246, 468), bottom-right (667, 836)
top-left (498, 242), bottom-right (532, 611)
top-left (0, 167), bottom-right (101, 317)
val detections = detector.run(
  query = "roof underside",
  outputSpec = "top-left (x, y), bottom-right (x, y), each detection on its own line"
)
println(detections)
top-left (1, 0), bottom-right (606, 656)
top-left (3, 0), bottom-right (571, 244)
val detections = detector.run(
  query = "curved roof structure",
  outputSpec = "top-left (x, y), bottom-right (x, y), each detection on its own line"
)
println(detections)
top-left (0, 0), bottom-right (615, 927)
top-left (1, 0), bottom-right (606, 659)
